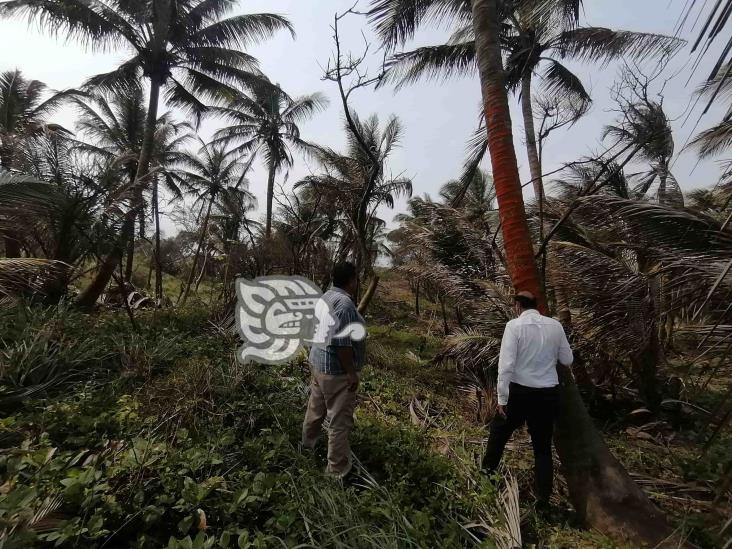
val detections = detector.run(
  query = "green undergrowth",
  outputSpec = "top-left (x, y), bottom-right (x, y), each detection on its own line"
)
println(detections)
top-left (3, 301), bottom-right (723, 547)
top-left (1, 305), bottom-right (507, 548)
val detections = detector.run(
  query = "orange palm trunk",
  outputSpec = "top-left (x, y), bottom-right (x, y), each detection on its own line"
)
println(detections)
top-left (470, 0), bottom-right (546, 312)
top-left (469, 2), bottom-right (679, 545)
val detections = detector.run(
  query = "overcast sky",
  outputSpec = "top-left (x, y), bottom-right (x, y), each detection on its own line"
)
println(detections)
top-left (0, 0), bottom-right (727, 237)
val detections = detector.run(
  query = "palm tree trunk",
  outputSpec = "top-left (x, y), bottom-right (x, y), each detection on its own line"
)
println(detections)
top-left (554, 365), bottom-right (676, 546)
top-left (414, 281), bottom-right (420, 317)
top-left (471, 1), bottom-right (677, 544)
top-left (153, 176), bottom-right (163, 301)
top-left (520, 73), bottom-right (544, 201)
top-left (194, 245), bottom-right (208, 292)
top-left (76, 215), bottom-right (135, 311)
top-left (124, 220), bottom-right (135, 282)
top-left (471, 0), bottom-right (545, 311)
top-left (265, 161), bottom-right (276, 238)
top-left (77, 77), bottom-right (161, 309)
top-left (179, 196), bottom-right (213, 305)
top-left (357, 275), bottom-right (379, 315)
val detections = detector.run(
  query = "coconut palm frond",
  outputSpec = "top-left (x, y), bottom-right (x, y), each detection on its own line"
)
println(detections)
top-left (696, 62), bottom-right (732, 103)
top-left (554, 27), bottom-right (685, 64)
top-left (450, 120), bottom-right (489, 207)
top-left (0, 172), bottom-right (67, 219)
top-left (486, 472), bottom-right (522, 549)
top-left (541, 59), bottom-right (591, 105)
top-left (368, 0), bottom-right (472, 50)
top-left (381, 42), bottom-right (476, 89)
top-left (551, 240), bottom-right (653, 356)
top-left (0, 258), bottom-right (71, 300)
top-left (571, 195), bottom-right (732, 257)
top-left (690, 119), bottom-right (732, 159)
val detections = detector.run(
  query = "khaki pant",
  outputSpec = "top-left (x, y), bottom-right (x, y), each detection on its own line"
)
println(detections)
top-left (302, 369), bottom-right (358, 477)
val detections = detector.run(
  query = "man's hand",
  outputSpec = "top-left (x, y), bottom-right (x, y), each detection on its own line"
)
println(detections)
top-left (347, 372), bottom-right (359, 393)
top-left (496, 404), bottom-right (507, 419)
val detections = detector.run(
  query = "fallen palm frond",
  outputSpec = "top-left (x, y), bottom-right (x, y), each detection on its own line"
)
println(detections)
top-left (0, 258), bottom-right (71, 304)
top-left (463, 471), bottom-right (522, 549)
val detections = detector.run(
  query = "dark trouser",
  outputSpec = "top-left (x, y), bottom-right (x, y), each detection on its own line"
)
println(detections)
top-left (482, 383), bottom-right (559, 503)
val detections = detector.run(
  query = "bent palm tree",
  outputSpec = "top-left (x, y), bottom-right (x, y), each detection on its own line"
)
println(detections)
top-left (0, 0), bottom-right (293, 308)
top-left (296, 114), bottom-right (412, 279)
top-left (374, 0), bottom-right (680, 543)
top-left (173, 139), bottom-right (254, 305)
top-left (604, 98), bottom-right (683, 208)
top-left (213, 82), bottom-right (328, 238)
top-left (71, 87), bottom-right (191, 290)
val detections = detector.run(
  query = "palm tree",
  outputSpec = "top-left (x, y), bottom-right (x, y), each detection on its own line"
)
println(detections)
top-left (369, 0), bottom-right (683, 201)
top-left (467, 0), bottom-right (545, 307)
top-left (0, 69), bottom-right (68, 256)
top-left (373, 0), bottom-right (679, 543)
top-left (71, 86), bottom-right (190, 284)
top-left (212, 187), bottom-right (257, 297)
top-left (439, 169), bottom-right (495, 220)
top-left (604, 97), bottom-right (684, 208)
top-left (0, 0), bottom-right (293, 307)
top-left (296, 114), bottom-right (412, 279)
top-left (213, 82), bottom-right (328, 238)
top-left (173, 139), bottom-right (254, 305)
top-left (0, 70), bottom-right (69, 170)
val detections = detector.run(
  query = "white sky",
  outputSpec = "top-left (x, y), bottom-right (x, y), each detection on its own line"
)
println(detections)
top-left (0, 0), bottom-right (728, 237)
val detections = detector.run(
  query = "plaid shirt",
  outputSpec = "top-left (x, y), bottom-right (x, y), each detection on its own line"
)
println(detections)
top-left (309, 287), bottom-right (366, 374)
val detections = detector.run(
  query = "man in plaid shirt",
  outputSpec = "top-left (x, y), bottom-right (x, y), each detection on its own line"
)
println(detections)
top-left (302, 261), bottom-right (366, 478)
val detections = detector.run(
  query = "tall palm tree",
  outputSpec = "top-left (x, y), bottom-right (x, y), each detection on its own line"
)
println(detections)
top-left (0, 69), bottom-right (68, 256)
top-left (296, 114), bottom-right (412, 279)
top-left (373, 0), bottom-right (679, 543)
top-left (369, 0), bottom-right (683, 201)
top-left (173, 139), bottom-right (254, 305)
top-left (0, 0), bottom-right (293, 307)
top-left (467, 0), bottom-right (545, 307)
top-left (213, 82), bottom-right (328, 238)
top-left (212, 186), bottom-right (257, 296)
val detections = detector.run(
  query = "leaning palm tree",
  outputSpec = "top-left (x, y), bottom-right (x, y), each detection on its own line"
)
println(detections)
top-left (71, 87), bottom-right (191, 292)
top-left (296, 114), bottom-right (412, 279)
top-left (173, 139), bottom-right (255, 305)
top-left (213, 82), bottom-right (329, 238)
top-left (369, 0), bottom-right (683, 201)
top-left (72, 87), bottom-right (188, 282)
top-left (604, 97), bottom-right (684, 208)
top-left (0, 0), bottom-right (293, 308)
top-left (372, 0), bottom-right (680, 544)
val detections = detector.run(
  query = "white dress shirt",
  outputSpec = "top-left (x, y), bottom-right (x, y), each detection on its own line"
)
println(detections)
top-left (497, 309), bottom-right (573, 406)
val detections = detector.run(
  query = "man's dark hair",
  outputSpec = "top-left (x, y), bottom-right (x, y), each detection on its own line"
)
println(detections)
top-left (514, 294), bottom-right (537, 310)
top-left (332, 261), bottom-right (357, 288)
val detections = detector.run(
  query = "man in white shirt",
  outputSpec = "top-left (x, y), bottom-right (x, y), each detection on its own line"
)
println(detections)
top-left (483, 291), bottom-right (574, 508)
